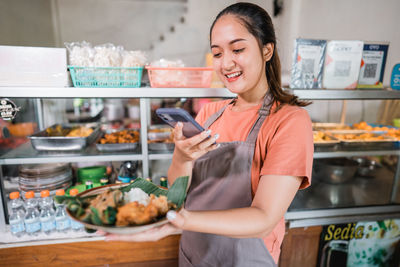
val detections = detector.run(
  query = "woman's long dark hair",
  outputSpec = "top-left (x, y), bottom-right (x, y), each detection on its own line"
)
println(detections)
top-left (210, 2), bottom-right (310, 110)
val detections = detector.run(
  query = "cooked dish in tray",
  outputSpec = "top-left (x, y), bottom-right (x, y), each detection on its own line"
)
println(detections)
top-left (98, 129), bottom-right (140, 144)
top-left (328, 131), bottom-right (395, 142)
top-left (313, 131), bottom-right (338, 143)
top-left (46, 124), bottom-right (94, 137)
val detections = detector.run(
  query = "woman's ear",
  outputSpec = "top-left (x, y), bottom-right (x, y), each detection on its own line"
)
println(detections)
top-left (263, 43), bottom-right (274, 62)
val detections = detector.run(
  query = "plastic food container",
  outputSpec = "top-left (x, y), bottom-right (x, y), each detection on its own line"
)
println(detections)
top-left (68, 66), bottom-right (144, 88)
top-left (146, 66), bottom-right (213, 88)
top-left (77, 166), bottom-right (107, 184)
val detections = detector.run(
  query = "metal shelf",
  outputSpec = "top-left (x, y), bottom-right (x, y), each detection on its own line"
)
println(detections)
top-left (2, 142), bottom-right (400, 165)
top-left (2, 87), bottom-right (400, 100)
top-left (149, 153), bottom-right (173, 160)
top-left (314, 149), bottom-right (400, 158)
top-left (2, 144), bottom-right (399, 165)
top-left (288, 89), bottom-right (400, 100)
top-left (286, 205), bottom-right (400, 228)
top-left (0, 142), bottom-right (143, 165)
top-left (0, 87), bottom-right (236, 98)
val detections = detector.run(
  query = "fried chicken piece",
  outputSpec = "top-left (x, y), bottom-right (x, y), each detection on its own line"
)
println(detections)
top-left (116, 201), bottom-right (158, 226)
top-left (116, 194), bottom-right (170, 226)
top-left (149, 194), bottom-right (169, 214)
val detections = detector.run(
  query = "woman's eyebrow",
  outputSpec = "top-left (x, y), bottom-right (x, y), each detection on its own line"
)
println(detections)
top-left (211, 38), bottom-right (247, 49)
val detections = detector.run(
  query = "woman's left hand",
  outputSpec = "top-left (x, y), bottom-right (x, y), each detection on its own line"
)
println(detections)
top-left (97, 209), bottom-right (187, 242)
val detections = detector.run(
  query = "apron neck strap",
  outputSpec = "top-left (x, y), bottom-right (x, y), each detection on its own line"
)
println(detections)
top-left (203, 94), bottom-right (273, 143)
top-left (203, 98), bottom-right (235, 129)
top-left (245, 93), bottom-right (273, 144)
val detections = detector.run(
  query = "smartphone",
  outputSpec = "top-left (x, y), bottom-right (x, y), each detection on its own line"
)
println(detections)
top-left (156, 108), bottom-right (205, 138)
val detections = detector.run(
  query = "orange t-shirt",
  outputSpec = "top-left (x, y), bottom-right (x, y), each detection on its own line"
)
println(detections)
top-left (195, 99), bottom-right (314, 263)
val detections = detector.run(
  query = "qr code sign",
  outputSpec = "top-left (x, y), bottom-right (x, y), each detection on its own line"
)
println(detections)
top-left (363, 63), bottom-right (378, 78)
top-left (334, 61), bottom-right (351, 77)
top-left (301, 58), bottom-right (315, 74)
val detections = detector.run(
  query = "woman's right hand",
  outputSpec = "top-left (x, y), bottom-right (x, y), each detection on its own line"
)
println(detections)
top-left (173, 122), bottom-right (219, 162)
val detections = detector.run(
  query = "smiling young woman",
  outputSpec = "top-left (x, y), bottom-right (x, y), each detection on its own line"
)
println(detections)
top-left (101, 3), bottom-right (314, 267)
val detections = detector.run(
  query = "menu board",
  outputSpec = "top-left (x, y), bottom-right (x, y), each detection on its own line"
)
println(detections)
top-left (317, 219), bottom-right (400, 267)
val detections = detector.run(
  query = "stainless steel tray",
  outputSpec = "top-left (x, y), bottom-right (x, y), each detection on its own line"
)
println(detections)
top-left (312, 122), bottom-right (351, 131)
top-left (148, 142), bottom-right (174, 152)
top-left (95, 129), bottom-right (140, 152)
top-left (29, 124), bottom-right (100, 151)
top-left (148, 124), bottom-right (173, 141)
top-left (96, 142), bottom-right (139, 152)
top-left (313, 131), bottom-right (340, 148)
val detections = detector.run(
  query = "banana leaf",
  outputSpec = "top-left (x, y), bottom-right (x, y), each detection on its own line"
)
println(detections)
top-left (90, 207), bottom-right (103, 226)
top-left (166, 176), bottom-right (188, 208)
top-left (120, 178), bottom-right (168, 196)
top-left (104, 206), bottom-right (117, 225)
top-left (54, 194), bottom-right (95, 205)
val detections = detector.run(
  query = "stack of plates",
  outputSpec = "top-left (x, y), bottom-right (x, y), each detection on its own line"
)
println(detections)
top-left (19, 163), bottom-right (72, 196)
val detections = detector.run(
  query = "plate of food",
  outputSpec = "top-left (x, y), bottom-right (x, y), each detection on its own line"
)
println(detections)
top-left (55, 176), bottom-right (188, 234)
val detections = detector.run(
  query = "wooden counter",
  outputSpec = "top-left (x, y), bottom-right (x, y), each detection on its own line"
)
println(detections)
top-left (279, 226), bottom-right (322, 267)
top-left (1, 226), bottom-right (323, 267)
top-left (0, 235), bottom-right (180, 267)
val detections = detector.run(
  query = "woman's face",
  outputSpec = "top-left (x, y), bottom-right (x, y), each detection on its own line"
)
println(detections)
top-left (210, 15), bottom-right (268, 96)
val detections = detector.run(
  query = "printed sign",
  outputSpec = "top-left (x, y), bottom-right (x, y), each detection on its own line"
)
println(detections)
top-left (317, 219), bottom-right (400, 267)
top-left (0, 98), bottom-right (20, 120)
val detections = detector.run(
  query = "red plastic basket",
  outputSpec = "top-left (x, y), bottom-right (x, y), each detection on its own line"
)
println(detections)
top-left (146, 67), bottom-right (213, 88)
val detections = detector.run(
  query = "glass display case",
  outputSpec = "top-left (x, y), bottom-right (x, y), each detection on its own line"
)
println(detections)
top-left (1, 87), bottom-right (400, 243)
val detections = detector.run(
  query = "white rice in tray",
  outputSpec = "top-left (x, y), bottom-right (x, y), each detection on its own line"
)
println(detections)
top-left (124, 188), bottom-right (150, 205)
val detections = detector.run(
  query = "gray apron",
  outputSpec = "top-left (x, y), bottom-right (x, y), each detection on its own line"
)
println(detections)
top-left (179, 94), bottom-right (277, 267)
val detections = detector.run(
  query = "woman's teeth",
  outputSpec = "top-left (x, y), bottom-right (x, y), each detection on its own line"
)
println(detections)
top-left (226, 72), bottom-right (242, 78)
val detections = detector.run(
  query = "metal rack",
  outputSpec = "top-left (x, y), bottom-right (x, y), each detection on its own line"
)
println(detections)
top-left (2, 87), bottom-right (400, 99)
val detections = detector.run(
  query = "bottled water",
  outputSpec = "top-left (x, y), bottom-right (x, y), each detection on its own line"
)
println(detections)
top-left (39, 190), bottom-right (56, 235)
top-left (55, 189), bottom-right (70, 232)
top-left (10, 191), bottom-right (25, 217)
top-left (69, 188), bottom-right (84, 231)
top-left (24, 191), bottom-right (41, 235)
top-left (9, 192), bottom-right (25, 237)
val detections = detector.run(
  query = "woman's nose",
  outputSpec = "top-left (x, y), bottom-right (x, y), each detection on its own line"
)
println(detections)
top-left (221, 53), bottom-right (235, 70)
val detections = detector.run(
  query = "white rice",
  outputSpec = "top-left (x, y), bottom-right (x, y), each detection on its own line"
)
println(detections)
top-left (124, 188), bottom-right (150, 206)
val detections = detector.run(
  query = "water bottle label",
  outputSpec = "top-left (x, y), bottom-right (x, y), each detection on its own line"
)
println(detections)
top-left (10, 222), bottom-right (25, 233)
top-left (71, 220), bottom-right (83, 229)
top-left (56, 218), bottom-right (70, 230)
top-left (41, 220), bottom-right (56, 232)
top-left (25, 221), bottom-right (41, 233)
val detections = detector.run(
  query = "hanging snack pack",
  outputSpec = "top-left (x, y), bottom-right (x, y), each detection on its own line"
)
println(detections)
top-left (290, 39), bottom-right (327, 89)
top-left (357, 42), bottom-right (389, 89)
top-left (322, 40), bottom-right (364, 89)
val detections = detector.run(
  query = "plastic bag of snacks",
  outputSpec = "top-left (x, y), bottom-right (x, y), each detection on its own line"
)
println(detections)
top-left (65, 41), bottom-right (147, 88)
top-left (146, 59), bottom-right (213, 88)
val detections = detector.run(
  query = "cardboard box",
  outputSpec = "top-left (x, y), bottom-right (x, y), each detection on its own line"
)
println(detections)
top-left (0, 45), bottom-right (70, 87)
